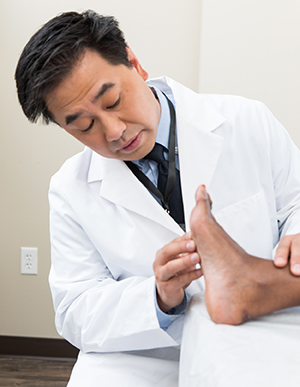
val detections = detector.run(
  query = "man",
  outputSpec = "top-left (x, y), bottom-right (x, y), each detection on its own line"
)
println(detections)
top-left (15, 10), bottom-right (300, 386)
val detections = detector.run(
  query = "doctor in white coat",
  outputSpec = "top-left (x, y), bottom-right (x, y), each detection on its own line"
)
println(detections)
top-left (48, 74), bottom-right (300, 385)
top-left (15, 10), bottom-right (300, 387)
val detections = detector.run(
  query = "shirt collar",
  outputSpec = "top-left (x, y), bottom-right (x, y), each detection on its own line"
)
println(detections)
top-left (153, 87), bottom-right (171, 149)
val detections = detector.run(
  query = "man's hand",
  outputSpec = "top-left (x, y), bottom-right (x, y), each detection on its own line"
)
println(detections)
top-left (274, 234), bottom-right (300, 276)
top-left (153, 232), bottom-right (202, 313)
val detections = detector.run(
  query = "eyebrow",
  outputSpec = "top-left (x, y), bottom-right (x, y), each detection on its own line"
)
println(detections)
top-left (65, 82), bottom-right (115, 126)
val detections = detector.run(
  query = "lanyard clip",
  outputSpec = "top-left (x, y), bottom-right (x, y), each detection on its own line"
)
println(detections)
top-left (163, 203), bottom-right (170, 214)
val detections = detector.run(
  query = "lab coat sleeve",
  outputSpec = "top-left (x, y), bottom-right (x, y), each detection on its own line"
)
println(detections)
top-left (260, 103), bottom-right (300, 243)
top-left (48, 174), bottom-right (179, 353)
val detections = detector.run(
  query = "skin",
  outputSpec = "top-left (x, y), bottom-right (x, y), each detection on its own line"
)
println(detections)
top-left (190, 185), bottom-right (300, 325)
top-left (153, 233), bottom-right (202, 312)
top-left (274, 235), bottom-right (300, 275)
top-left (45, 48), bottom-right (202, 314)
top-left (46, 48), bottom-right (300, 318)
top-left (46, 49), bottom-right (160, 161)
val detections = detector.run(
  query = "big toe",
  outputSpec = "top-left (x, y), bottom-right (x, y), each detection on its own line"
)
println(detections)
top-left (195, 185), bottom-right (212, 215)
top-left (190, 186), bottom-right (213, 233)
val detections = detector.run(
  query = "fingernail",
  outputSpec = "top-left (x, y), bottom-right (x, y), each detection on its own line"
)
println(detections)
top-left (191, 253), bottom-right (198, 263)
top-left (275, 257), bottom-right (285, 265)
top-left (202, 184), bottom-right (206, 189)
top-left (292, 264), bottom-right (300, 275)
top-left (195, 263), bottom-right (201, 270)
top-left (186, 240), bottom-right (195, 250)
top-left (184, 231), bottom-right (192, 240)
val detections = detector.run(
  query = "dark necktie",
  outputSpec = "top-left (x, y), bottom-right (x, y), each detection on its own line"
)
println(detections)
top-left (125, 91), bottom-right (185, 230)
top-left (144, 143), bottom-right (168, 195)
top-left (144, 143), bottom-right (185, 228)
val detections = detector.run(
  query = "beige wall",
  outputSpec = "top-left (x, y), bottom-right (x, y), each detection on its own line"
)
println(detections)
top-left (199, 0), bottom-right (300, 147)
top-left (0, 0), bottom-right (201, 338)
top-left (2, 0), bottom-right (300, 340)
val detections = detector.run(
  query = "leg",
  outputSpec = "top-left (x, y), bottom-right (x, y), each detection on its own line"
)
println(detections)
top-left (189, 185), bottom-right (300, 325)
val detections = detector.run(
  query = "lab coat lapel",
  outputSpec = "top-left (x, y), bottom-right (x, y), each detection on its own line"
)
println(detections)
top-left (88, 152), bottom-right (183, 235)
top-left (168, 79), bottom-right (225, 229)
top-left (177, 108), bottom-right (224, 230)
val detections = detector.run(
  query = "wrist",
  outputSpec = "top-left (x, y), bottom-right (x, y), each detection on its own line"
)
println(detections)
top-left (156, 288), bottom-right (185, 313)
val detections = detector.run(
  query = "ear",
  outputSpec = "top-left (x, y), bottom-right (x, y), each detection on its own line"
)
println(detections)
top-left (126, 47), bottom-right (148, 81)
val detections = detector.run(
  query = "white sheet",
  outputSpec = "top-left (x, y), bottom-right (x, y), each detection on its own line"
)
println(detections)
top-left (179, 293), bottom-right (300, 387)
top-left (67, 347), bottom-right (179, 387)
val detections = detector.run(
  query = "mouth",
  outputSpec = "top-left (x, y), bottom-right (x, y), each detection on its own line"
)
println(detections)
top-left (119, 132), bottom-right (142, 153)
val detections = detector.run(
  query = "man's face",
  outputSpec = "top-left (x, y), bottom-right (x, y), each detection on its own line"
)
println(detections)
top-left (45, 49), bottom-right (160, 160)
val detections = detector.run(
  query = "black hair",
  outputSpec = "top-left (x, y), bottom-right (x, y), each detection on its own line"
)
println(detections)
top-left (15, 10), bottom-right (131, 124)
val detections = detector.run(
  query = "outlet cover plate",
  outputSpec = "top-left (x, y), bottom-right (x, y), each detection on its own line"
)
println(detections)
top-left (21, 247), bottom-right (38, 275)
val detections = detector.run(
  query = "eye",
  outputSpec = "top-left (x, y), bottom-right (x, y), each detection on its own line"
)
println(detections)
top-left (81, 119), bottom-right (95, 133)
top-left (107, 96), bottom-right (120, 110)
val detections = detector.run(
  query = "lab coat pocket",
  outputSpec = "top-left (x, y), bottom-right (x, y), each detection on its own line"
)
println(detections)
top-left (213, 189), bottom-right (273, 259)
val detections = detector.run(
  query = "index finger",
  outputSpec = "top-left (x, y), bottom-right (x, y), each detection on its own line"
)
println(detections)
top-left (155, 238), bottom-right (197, 266)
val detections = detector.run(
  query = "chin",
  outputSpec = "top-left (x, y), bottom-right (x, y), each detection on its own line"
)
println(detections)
top-left (123, 153), bottom-right (144, 161)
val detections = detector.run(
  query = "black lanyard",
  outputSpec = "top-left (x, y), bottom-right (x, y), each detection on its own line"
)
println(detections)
top-left (125, 94), bottom-right (177, 213)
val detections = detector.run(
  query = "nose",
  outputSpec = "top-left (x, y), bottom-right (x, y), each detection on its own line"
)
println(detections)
top-left (102, 115), bottom-right (126, 142)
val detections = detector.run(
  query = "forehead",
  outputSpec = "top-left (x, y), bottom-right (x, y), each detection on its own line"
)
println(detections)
top-left (45, 50), bottom-right (127, 116)
top-left (70, 50), bottom-right (120, 80)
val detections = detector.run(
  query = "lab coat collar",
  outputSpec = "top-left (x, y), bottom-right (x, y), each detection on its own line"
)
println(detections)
top-left (88, 153), bottom-right (183, 234)
top-left (147, 76), bottom-right (225, 133)
top-left (87, 77), bottom-right (225, 233)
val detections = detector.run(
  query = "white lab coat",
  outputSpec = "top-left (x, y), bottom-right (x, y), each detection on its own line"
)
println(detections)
top-left (48, 77), bottom-right (300, 386)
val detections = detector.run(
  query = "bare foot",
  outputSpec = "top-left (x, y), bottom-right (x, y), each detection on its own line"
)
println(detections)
top-left (190, 186), bottom-right (266, 325)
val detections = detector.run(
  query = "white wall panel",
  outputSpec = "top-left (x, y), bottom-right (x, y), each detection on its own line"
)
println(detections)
top-left (199, 0), bottom-right (300, 147)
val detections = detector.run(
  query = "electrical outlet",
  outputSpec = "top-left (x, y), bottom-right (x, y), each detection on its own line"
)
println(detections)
top-left (21, 247), bottom-right (38, 275)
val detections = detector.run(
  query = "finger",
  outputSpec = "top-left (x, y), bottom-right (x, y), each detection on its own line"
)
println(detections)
top-left (274, 236), bottom-right (291, 268)
top-left (174, 247), bottom-right (197, 259)
top-left (169, 266), bottom-right (203, 288)
top-left (175, 250), bottom-right (202, 272)
top-left (290, 236), bottom-right (300, 276)
top-left (156, 264), bottom-right (203, 312)
top-left (184, 231), bottom-right (193, 240)
top-left (155, 239), bottom-right (197, 266)
top-left (173, 232), bottom-right (193, 243)
top-left (157, 252), bottom-right (200, 281)
top-left (177, 261), bottom-right (201, 274)
top-left (162, 233), bottom-right (194, 255)
top-left (176, 253), bottom-right (201, 273)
